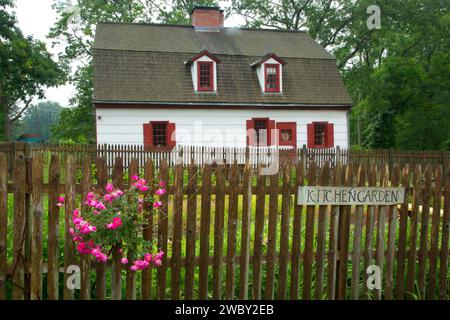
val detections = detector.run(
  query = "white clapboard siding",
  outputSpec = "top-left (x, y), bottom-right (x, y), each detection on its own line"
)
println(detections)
top-left (96, 108), bottom-right (349, 148)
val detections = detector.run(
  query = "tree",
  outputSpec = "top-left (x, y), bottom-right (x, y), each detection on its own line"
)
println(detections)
top-left (50, 0), bottom-right (218, 143)
top-left (230, 0), bottom-right (450, 150)
top-left (157, 0), bottom-right (218, 24)
top-left (14, 101), bottom-right (64, 141)
top-left (0, 0), bottom-right (66, 140)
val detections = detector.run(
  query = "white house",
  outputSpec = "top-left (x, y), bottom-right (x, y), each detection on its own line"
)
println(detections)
top-left (93, 6), bottom-right (352, 150)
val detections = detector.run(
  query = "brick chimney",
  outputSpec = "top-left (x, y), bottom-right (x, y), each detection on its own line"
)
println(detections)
top-left (191, 6), bottom-right (224, 31)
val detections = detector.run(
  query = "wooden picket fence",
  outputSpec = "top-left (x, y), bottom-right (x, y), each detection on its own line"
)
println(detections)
top-left (0, 152), bottom-right (449, 300)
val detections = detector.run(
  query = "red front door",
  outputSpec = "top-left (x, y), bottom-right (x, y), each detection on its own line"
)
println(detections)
top-left (276, 122), bottom-right (297, 150)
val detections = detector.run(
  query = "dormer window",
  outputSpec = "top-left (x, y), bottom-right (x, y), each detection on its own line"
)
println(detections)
top-left (198, 61), bottom-right (214, 91)
top-left (185, 50), bottom-right (220, 93)
top-left (265, 64), bottom-right (280, 92)
top-left (251, 53), bottom-right (286, 94)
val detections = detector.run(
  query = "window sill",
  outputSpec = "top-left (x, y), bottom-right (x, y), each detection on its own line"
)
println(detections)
top-left (262, 91), bottom-right (283, 96)
top-left (195, 91), bottom-right (217, 95)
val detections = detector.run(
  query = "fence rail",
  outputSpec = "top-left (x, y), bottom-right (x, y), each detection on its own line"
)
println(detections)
top-left (1, 142), bottom-right (449, 174)
top-left (0, 150), bottom-right (449, 300)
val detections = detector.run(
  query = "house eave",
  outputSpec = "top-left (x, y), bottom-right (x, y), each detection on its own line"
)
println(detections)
top-left (94, 100), bottom-right (352, 110)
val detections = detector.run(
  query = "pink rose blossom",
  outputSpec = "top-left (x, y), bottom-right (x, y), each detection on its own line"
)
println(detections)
top-left (95, 202), bottom-right (106, 211)
top-left (155, 188), bottom-right (166, 196)
top-left (56, 196), bottom-right (65, 207)
top-left (159, 181), bottom-right (165, 187)
top-left (106, 217), bottom-right (123, 230)
top-left (153, 259), bottom-right (162, 266)
top-left (130, 265), bottom-right (138, 271)
top-left (153, 201), bottom-right (163, 209)
top-left (105, 183), bottom-right (114, 193)
top-left (120, 258), bottom-right (128, 265)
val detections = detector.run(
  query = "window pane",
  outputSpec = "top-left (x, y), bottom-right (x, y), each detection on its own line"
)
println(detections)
top-left (153, 123), bottom-right (167, 147)
top-left (254, 120), bottom-right (268, 146)
top-left (199, 63), bottom-right (211, 89)
top-left (314, 123), bottom-right (326, 146)
top-left (266, 66), bottom-right (278, 90)
top-left (281, 129), bottom-right (292, 142)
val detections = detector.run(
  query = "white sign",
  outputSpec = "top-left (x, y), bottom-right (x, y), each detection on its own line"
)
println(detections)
top-left (297, 187), bottom-right (405, 205)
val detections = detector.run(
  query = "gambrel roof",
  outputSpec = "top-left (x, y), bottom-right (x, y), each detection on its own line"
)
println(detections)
top-left (93, 22), bottom-right (353, 107)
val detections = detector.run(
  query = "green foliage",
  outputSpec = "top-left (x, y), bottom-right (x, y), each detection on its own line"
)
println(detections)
top-left (51, 64), bottom-right (95, 144)
top-left (231, 0), bottom-right (450, 150)
top-left (158, 0), bottom-right (218, 24)
top-left (13, 101), bottom-right (64, 141)
top-left (0, 0), bottom-right (67, 140)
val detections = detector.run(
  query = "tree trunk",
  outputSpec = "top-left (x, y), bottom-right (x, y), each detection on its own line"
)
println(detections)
top-left (0, 95), bottom-right (11, 141)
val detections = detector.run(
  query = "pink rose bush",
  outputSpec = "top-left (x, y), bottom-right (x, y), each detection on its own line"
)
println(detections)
top-left (61, 176), bottom-right (167, 271)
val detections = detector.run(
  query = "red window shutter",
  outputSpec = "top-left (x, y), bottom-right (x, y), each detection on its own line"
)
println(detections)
top-left (326, 123), bottom-right (334, 148)
top-left (246, 120), bottom-right (255, 146)
top-left (167, 122), bottom-right (176, 148)
top-left (143, 123), bottom-right (153, 148)
top-left (307, 123), bottom-right (314, 148)
top-left (267, 119), bottom-right (276, 146)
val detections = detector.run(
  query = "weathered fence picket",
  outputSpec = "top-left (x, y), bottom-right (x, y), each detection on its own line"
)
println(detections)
top-left (0, 154), bottom-right (7, 300)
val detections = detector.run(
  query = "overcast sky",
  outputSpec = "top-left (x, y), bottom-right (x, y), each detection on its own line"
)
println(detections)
top-left (13, 0), bottom-right (243, 108)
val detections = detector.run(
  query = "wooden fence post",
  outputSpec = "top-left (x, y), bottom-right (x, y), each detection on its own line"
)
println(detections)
top-left (350, 164), bottom-right (366, 300)
top-left (12, 155), bottom-right (26, 300)
top-left (30, 154), bottom-right (44, 300)
top-left (212, 166), bottom-right (225, 300)
top-left (0, 154), bottom-right (8, 299)
top-left (374, 164), bottom-right (389, 300)
top-left (327, 163), bottom-right (342, 300)
top-left (80, 157), bottom-right (92, 300)
top-left (277, 162), bottom-right (291, 300)
top-left (225, 163), bottom-right (239, 300)
top-left (406, 164), bottom-right (422, 299)
top-left (439, 168), bottom-right (450, 300)
top-left (302, 161), bottom-right (317, 300)
top-left (47, 155), bottom-right (60, 300)
top-left (336, 164), bottom-right (353, 300)
top-left (314, 162), bottom-right (329, 300)
top-left (198, 164), bottom-right (212, 300)
top-left (265, 166), bottom-right (280, 300)
top-left (385, 164), bottom-right (400, 300)
top-left (395, 164), bottom-right (410, 299)
top-left (95, 157), bottom-right (108, 300)
top-left (170, 164), bottom-right (183, 300)
top-left (239, 163), bottom-right (252, 300)
top-left (141, 159), bottom-right (155, 300)
top-left (63, 155), bottom-right (76, 300)
top-left (111, 157), bottom-right (123, 300)
top-left (252, 166), bottom-right (266, 300)
top-left (157, 159), bottom-right (169, 300)
top-left (185, 165), bottom-right (198, 300)
top-left (427, 165), bottom-right (442, 299)
top-left (418, 164), bottom-right (432, 299)
top-left (125, 158), bottom-right (139, 300)
top-left (290, 161), bottom-right (304, 300)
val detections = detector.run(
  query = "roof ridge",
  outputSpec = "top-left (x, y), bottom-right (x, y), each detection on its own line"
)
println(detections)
top-left (93, 47), bottom-right (336, 60)
top-left (97, 21), bottom-right (308, 34)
